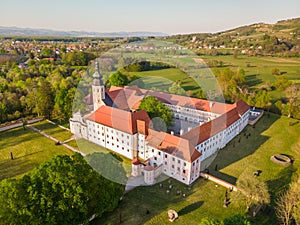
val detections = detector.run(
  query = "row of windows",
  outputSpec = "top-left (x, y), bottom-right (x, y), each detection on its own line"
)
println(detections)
top-left (88, 122), bottom-right (130, 139)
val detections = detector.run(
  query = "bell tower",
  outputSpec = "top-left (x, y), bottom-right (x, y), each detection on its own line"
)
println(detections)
top-left (92, 61), bottom-right (105, 111)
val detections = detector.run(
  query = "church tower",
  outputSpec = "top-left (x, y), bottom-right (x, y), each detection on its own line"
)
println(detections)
top-left (92, 61), bottom-right (105, 111)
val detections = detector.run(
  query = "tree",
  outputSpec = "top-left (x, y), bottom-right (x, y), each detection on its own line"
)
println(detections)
top-left (0, 154), bottom-right (125, 225)
top-left (276, 190), bottom-right (296, 225)
top-left (272, 68), bottom-right (281, 76)
top-left (236, 171), bottom-right (270, 212)
top-left (109, 71), bottom-right (129, 87)
top-left (138, 95), bottom-right (173, 131)
top-left (285, 84), bottom-right (300, 118)
top-left (168, 82), bottom-right (186, 96)
top-left (274, 75), bottom-right (292, 91)
top-left (198, 218), bottom-right (224, 225)
top-left (276, 177), bottom-right (300, 225)
top-left (223, 215), bottom-right (251, 225)
top-left (254, 90), bottom-right (271, 109)
top-left (36, 78), bottom-right (54, 118)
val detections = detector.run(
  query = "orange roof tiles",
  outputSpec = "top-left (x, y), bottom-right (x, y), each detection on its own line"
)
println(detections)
top-left (146, 129), bottom-right (202, 162)
top-left (108, 85), bottom-right (235, 114)
top-left (86, 105), bottom-right (150, 134)
top-left (182, 100), bottom-right (249, 146)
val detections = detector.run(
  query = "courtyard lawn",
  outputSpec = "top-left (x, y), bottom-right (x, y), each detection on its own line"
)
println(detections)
top-left (92, 113), bottom-right (300, 225)
top-left (31, 120), bottom-right (73, 142)
top-left (0, 127), bottom-right (72, 180)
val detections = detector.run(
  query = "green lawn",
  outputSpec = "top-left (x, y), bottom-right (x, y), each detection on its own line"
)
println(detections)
top-left (92, 113), bottom-right (300, 225)
top-left (75, 138), bottom-right (132, 176)
top-left (0, 127), bottom-right (72, 180)
top-left (127, 56), bottom-right (300, 101)
top-left (129, 68), bottom-right (202, 94)
top-left (92, 177), bottom-right (246, 225)
top-left (1, 114), bottom-right (299, 224)
top-left (31, 120), bottom-right (73, 142)
top-left (201, 55), bottom-right (300, 99)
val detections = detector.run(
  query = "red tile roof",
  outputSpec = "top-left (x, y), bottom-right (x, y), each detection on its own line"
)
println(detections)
top-left (182, 100), bottom-right (249, 146)
top-left (146, 129), bottom-right (201, 162)
top-left (108, 85), bottom-right (235, 114)
top-left (235, 99), bottom-right (250, 116)
top-left (86, 105), bottom-right (151, 134)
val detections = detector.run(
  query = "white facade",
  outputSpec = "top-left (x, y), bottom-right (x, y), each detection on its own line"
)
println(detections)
top-left (69, 68), bottom-right (250, 185)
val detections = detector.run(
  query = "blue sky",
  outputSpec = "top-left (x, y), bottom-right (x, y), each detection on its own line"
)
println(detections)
top-left (0, 0), bottom-right (299, 34)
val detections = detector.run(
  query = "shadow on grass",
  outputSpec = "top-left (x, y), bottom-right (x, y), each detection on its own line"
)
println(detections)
top-left (0, 128), bottom-right (38, 149)
top-left (267, 165), bottom-right (297, 200)
top-left (32, 122), bottom-right (71, 141)
top-left (207, 114), bottom-right (280, 184)
top-left (90, 177), bottom-right (199, 225)
top-left (246, 74), bottom-right (262, 87)
top-left (0, 158), bottom-right (39, 180)
top-left (178, 201), bottom-right (204, 216)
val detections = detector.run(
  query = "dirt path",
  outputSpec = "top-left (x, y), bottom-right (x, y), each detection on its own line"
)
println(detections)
top-left (26, 124), bottom-right (86, 156)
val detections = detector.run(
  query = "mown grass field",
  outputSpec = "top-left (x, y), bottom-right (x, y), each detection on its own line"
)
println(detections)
top-left (128, 68), bottom-right (202, 94)
top-left (93, 113), bottom-right (300, 225)
top-left (202, 55), bottom-right (300, 99)
top-left (1, 110), bottom-right (299, 224)
top-left (128, 55), bottom-right (300, 100)
top-left (31, 120), bottom-right (73, 142)
top-left (0, 126), bottom-right (72, 180)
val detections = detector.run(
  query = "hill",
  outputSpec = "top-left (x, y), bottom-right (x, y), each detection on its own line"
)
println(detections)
top-left (166, 18), bottom-right (300, 56)
top-left (0, 26), bottom-right (167, 37)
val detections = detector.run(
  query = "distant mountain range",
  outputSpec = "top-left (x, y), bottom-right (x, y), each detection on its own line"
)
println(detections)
top-left (0, 26), bottom-right (168, 37)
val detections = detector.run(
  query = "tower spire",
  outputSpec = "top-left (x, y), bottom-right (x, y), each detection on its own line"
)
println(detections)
top-left (92, 60), bottom-right (105, 111)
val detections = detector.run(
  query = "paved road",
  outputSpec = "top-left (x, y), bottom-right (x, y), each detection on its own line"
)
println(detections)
top-left (0, 118), bottom-right (43, 132)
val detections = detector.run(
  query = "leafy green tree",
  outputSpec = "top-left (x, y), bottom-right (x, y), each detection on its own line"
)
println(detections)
top-left (198, 218), bottom-right (224, 225)
top-left (0, 154), bottom-right (125, 225)
top-left (168, 82), bottom-right (186, 96)
top-left (254, 90), bottom-right (271, 109)
top-left (272, 68), bottom-right (281, 76)
top-left (236, 171), bottom-right (270, 212)
top-left (36, 78), bottom-right (54, 118)
top-left (138, 95), bottom-right (173, 131)
top-left (223, 215), bottom-right (251, 225)
top-left (274, 75), bottom-right (292, 91)
top-left (109, 71), bottom-right (129, 86)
